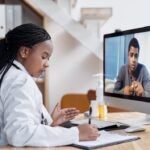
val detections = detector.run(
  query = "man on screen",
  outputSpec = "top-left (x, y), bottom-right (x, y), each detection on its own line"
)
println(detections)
top-left (113, 37), bottom-right (150, 97)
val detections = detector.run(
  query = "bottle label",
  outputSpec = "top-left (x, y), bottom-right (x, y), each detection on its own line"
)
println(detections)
top-left (98, 104), bottom-right (107, 120)
top-left (90, 100), bottom-right (99, 117)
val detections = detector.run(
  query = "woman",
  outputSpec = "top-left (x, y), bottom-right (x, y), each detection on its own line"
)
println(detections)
top-left (0, 23), bottom-right (99, 147)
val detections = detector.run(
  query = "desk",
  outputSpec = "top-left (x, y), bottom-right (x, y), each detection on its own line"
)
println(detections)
top-left (1, 112), bottom-right (150, 150)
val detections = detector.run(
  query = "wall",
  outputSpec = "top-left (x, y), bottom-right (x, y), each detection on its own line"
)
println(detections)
top-left (44, 18), bottom-right (101, 112)
top-left (136, 33), bottom-right (150, 72)
top-left (100, 0), bottom-right (150, 40)
top-left (71, 0), bottom-right (150, 41)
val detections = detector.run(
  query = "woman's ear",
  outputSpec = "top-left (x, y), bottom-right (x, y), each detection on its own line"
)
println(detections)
top-left (19, 46), bottom-right (30, 59)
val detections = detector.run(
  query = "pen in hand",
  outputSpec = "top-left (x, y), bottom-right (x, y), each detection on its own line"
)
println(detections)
top-left (89, 106), bottom-right (92, 124)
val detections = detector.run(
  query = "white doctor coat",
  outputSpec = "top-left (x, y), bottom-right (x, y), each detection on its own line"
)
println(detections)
top-left (0, 60), bottom-right (79, 147)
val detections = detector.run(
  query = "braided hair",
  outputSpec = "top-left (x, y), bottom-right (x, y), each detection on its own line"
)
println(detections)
top-left (0, 23), bottom-right (51, 87)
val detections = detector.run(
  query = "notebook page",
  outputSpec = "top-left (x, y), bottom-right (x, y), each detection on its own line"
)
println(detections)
top-left (73, 130), bottom-right (139, 148)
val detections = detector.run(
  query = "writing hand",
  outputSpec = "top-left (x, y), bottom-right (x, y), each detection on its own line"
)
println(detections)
top-left (78, 124), bottom-right (100, 141)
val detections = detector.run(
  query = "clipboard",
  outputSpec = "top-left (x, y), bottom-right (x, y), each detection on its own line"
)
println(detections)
top-left (71, 130), bottom-right (140, 150)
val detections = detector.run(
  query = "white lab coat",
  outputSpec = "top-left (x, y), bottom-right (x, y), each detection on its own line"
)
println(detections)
top-left (0, 60), bottom-right (79, 147)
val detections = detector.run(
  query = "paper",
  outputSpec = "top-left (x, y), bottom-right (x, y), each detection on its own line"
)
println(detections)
top-left (72, 130), bottom-right (140, 149)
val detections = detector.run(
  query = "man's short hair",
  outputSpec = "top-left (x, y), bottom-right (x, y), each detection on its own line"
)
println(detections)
top-left (128, 37), bottom-right (140, 53)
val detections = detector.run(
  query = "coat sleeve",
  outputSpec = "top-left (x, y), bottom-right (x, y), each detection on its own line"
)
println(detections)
top-left (3, 76), bottom-right (79, 147)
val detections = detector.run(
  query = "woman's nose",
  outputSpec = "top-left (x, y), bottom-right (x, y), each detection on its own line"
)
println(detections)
top-left (44, 61), bottom-right (49, 68)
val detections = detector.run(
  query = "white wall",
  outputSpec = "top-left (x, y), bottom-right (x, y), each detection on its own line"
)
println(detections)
top-left (45, 18), bottom-right (101, 112)
top-left (100, 0), bottom-right (150, 40)
top-left (71, 0), bottom-right (150, 41)
top-left (135, 33), bottom-right (150, 72)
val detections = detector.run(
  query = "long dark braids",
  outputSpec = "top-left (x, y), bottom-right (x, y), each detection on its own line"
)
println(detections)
top-left (0, 23), bottom-right (51, 87)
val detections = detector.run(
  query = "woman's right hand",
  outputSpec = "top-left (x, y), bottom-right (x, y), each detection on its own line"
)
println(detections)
top-left (77, 124), bottom-right (100, 141)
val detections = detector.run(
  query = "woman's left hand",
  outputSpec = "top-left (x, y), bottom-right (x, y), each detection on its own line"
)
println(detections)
top-left (51, 103), bottom-right (80, 126)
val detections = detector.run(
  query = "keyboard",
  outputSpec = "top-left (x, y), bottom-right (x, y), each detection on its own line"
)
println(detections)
top-left (70, 118), bottom-right (128, 130)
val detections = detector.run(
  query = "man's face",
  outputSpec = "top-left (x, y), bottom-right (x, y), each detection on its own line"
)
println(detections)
top-left (128, 46), bottom-right (139, 73)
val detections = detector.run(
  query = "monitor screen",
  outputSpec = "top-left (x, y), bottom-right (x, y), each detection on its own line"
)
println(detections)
top-left (103, 26), bottom-right (150, 114)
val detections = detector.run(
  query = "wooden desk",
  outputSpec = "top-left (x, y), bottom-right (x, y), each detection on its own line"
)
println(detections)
top-left (1, 112), bottom-right (150, 150)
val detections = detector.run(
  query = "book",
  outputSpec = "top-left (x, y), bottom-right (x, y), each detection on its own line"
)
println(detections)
top-left (72, 130), bottom-right (140, 150)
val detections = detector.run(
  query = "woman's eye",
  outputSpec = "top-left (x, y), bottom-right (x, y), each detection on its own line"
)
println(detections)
top-left (42, 56), bottom-right (47, 59)
top-left (42, 55), bottom-right (49, 60)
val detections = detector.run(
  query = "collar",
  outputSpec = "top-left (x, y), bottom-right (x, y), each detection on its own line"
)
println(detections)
top-left (13, 60), bottom-right (28, 74)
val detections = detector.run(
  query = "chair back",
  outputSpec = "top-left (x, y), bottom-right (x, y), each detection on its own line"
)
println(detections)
top-left (61, 94), bottom-right (90, 113)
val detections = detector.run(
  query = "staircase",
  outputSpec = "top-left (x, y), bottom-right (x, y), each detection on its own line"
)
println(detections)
top-left (23, 0), bottom-right (112, 59)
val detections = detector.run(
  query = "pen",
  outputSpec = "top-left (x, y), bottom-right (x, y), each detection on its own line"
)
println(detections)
top-left (89, 106), bottom-right (92, 124)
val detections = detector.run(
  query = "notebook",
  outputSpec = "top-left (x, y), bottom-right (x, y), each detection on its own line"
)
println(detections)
top-left (72, 130), bottom-right (140, 150)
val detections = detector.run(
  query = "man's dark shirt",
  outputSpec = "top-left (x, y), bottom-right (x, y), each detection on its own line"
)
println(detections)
top-left (113, 63), bottom-right (150, 97)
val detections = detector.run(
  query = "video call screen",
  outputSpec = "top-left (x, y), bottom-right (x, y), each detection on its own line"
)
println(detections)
top-left (103, 26), bottom-right (150, 101)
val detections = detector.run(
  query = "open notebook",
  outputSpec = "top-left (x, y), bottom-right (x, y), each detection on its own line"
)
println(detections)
top-left (72, 130), bottom-right (140, 149)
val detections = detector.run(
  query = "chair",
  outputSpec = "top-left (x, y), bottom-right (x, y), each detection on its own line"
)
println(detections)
top-left (87, 89), bottom-right (96, 103)
top-left (61, 91), bottom-right (128, 113)
top-left (61, 93), bottom-right (90, 113)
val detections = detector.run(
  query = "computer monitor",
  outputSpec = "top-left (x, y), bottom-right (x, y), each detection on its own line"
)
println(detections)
top-left (103, 26), bottom-right (150, 125)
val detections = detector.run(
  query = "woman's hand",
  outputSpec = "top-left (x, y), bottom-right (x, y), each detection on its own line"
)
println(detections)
top-left (78, 124), bottom-right (100, 141)
top-left (51, 103), bottom-right (80, 126)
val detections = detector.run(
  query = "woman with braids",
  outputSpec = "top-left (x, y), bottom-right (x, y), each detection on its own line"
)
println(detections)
top-left (0, 24), bottom-right (99, 147)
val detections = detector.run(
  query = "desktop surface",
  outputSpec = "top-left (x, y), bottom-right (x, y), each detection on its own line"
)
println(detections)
top-left (1, 112), bottom-right (150, 150)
